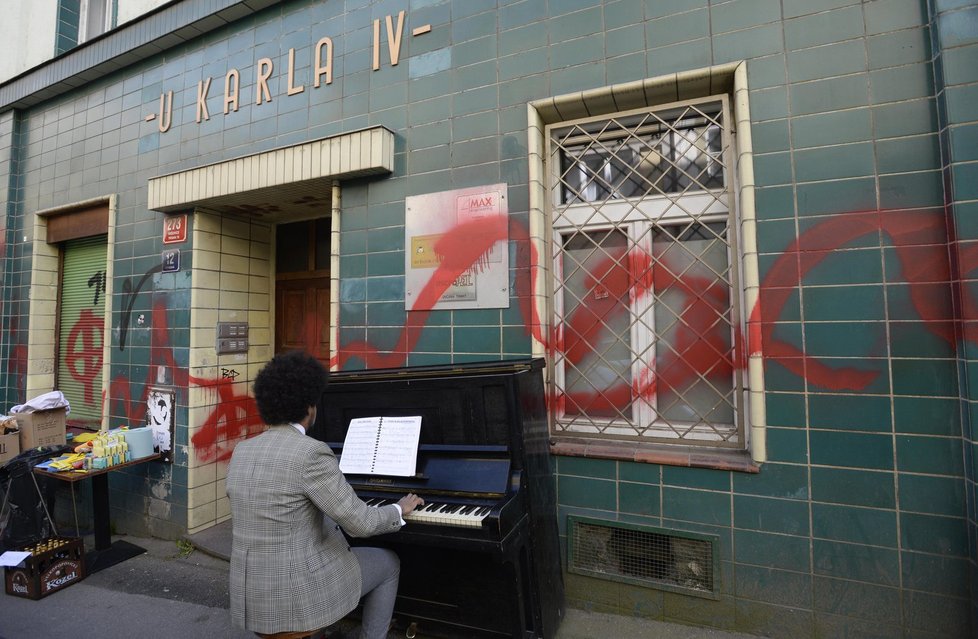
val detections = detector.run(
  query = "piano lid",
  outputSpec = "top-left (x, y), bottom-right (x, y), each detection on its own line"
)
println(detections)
top-left (311, 358), bottom-right (544, 453)
top-left (321, 358), bottom-right (541, 383)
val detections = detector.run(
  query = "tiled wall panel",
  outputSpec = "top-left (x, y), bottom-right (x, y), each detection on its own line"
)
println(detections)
top-left (1, 0), bottom-right (976, 636)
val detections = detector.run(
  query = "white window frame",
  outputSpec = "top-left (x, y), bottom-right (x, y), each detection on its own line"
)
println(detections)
top-left (527, 64), bottom-right (764, 460)
top-left (78, 0), bottom-right (113, 43)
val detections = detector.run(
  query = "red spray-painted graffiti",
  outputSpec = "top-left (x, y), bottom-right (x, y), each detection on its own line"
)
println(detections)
top-left (753, 209), bottom-right (962, 390)
top-left (6, 316), bottom-right (28, 401)
top-left (107, 206), bottom-right (974, 464)
top-left (65, 308), bottom-right (105, 404)
top-left (332, 208), bottom-right (970, 403)
top-left (335, 215), bottom-right (538, 369)
top-left (107, 299), bottom-right (263, 464)
top-left (331, 212), bottom-right (742, 417)
top-left (94, 256), bottom-right (265, 463)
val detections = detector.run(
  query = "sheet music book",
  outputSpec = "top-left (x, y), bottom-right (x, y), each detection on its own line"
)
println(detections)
top-left (338, 415), bottom-right (422, 476)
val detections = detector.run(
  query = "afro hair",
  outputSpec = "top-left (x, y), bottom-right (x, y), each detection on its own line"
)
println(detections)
top-left (252, 350), bottom-right (328, 426)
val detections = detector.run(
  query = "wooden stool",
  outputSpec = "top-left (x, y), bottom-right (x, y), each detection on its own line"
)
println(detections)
top-left (254, 631), bottom-right (321, 639)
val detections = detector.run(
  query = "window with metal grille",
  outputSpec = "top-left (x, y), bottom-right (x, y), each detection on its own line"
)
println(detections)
top-left (548, 95), bottom-right (744, 447)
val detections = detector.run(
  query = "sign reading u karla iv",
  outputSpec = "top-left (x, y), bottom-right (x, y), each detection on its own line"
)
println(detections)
top-left (145, 10), bottom-right (433, 133)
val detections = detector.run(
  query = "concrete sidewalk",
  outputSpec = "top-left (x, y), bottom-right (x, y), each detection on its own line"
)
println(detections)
top-left (0, 533), bottom-right (254, 639)
top-left (187, 520), bottom-right (757, 639)
top-left (0, 527), bottom-right (759, 639)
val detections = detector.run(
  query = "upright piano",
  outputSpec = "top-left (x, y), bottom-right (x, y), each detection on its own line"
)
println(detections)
top-left (311, 358), bottom-right (564, 639)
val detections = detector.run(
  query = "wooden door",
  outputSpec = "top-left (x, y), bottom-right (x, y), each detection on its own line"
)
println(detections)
top-left (275, 277), bottom-right (330, 359)
top-left (274, 217), bottom-right (331, 363)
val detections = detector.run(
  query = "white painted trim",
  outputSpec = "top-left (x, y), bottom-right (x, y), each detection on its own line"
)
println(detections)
top-left (100, 194), bottom-right (117, 431)
top-left (734, 61), bottom-right (766, 464)
top-left (330, 181), bottom-right (341, 371)
top-left (147, 126), bottom-right (395, 213)
top-left (526, 104), bottom-right (549, 364)
top-left (26, 216), bottom-right (59, 401)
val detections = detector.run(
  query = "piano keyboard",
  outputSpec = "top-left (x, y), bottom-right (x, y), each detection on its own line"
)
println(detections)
top-left (364, 497), bottom-right (491, 528)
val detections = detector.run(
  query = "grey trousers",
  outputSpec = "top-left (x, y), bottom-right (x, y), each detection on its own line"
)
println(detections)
top-left (352, 546), bottom-right (400, 639)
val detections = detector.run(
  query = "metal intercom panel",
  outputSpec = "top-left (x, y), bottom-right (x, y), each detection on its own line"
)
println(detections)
top-left (216, 322), bottom-right (249, 354)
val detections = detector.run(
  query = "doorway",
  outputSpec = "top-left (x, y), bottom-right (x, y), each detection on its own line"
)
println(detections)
top-left (274, 217), bottom-right (331, 363)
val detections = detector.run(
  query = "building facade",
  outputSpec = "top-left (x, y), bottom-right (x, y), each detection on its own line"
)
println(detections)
top-left (1, 0), bottom-right (976, 637)
top-left (0, 0), bottom-right (172, 85)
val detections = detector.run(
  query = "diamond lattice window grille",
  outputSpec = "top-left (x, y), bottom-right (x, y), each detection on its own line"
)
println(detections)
top-left (548, 96), bottom-right (744, 446)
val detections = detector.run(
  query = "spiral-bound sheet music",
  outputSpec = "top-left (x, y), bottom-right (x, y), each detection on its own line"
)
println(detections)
top-left (338, 415), bottom-right (422, 476)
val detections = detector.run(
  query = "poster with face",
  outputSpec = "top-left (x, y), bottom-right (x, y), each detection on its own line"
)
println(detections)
top-left (147, 388), bottom-right (174, 462)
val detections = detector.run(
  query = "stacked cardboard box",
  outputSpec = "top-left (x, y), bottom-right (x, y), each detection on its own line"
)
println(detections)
top-left (12, 408), bottom-right (66, 450)
top-left (0, 418), bottom-right (19, 464)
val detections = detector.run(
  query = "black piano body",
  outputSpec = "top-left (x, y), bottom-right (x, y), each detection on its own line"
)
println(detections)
top-left (311, 358), bottom-right (564, 639)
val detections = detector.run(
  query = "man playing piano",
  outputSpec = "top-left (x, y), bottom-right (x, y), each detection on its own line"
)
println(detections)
top-left (227, 350), bottom-right (424, 639)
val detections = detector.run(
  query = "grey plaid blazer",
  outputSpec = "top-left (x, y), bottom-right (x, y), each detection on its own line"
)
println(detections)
top-left (226, 425), bottom-right (401, 634)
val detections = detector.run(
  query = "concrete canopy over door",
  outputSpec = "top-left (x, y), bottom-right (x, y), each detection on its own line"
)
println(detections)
top-left (147, 126), bottom-right (394, 221)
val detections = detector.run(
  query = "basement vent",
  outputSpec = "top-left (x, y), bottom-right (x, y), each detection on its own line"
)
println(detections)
top-left (567, 516), bottom-right (719, 599)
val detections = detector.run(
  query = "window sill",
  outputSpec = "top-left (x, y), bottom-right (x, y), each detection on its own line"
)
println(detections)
top-left (550, 438), bottom-right (760, 473)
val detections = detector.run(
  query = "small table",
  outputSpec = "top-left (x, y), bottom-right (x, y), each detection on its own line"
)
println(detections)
top-left (33, 453), bottom-right (161, 573)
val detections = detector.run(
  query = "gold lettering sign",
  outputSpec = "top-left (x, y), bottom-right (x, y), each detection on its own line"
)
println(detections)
top-left (196, 77), bottom-right (211, 122)
top-left (144, 11), bottom-right (431, 133)
top-left (224, 69), bottom-right (239, 114)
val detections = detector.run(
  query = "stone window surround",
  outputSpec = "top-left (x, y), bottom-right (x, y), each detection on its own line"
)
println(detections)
top-left (526, 62), bottom-right (764, 471)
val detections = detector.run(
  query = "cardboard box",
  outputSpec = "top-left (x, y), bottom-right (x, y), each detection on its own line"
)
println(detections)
top-left (0, 429), bottom-right (19, 465)
top-left (4, 537), bottom-right (86, 600)
top-left (12, 408), bottom-right (66, 450)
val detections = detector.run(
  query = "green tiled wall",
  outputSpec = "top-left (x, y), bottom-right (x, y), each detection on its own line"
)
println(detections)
top-left (3, 0), bottom-right (978, 636)
top-left (0, 109), bottom-right (29, 411)
top-left (924, 28), bottom-right (978, 636)
top-left (55, 0), bottom-right (81, 55)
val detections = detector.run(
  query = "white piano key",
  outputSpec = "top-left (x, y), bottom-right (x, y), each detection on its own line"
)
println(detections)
top-left (364, 497), bottom-right (490, 527)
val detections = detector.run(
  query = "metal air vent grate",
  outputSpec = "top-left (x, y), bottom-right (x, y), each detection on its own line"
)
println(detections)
top-left (567, 516), bottom-right (719, 599)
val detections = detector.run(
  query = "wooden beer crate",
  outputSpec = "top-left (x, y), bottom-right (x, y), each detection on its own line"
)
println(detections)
top-left (4, 536), bottom-right (86, 600)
